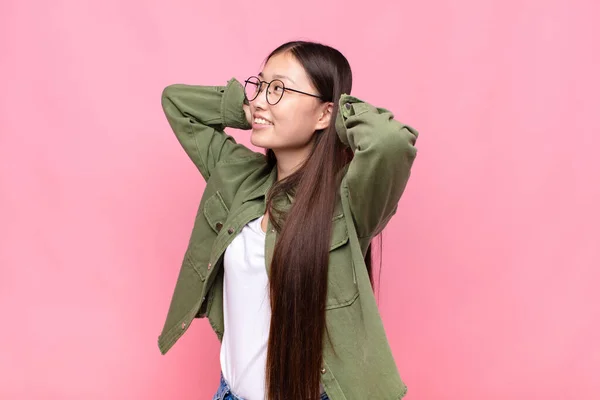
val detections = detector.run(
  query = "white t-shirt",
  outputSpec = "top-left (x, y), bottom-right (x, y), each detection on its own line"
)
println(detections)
top-left (219, 215), bottom-right (325, 400)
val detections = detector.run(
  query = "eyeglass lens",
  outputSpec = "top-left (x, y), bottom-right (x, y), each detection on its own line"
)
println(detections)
top-left (244, 77), bottom-right (285, 105)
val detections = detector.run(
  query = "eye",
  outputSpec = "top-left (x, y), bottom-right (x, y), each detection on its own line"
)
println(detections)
top-left (272, 84), bottom-right (284, 92)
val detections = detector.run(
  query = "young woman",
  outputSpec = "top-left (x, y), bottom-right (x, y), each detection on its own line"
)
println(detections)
top-left (157, 40), bottom-right (419, 400)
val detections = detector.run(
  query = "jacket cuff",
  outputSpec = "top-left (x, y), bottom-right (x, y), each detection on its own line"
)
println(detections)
top-left (335, 93), bottom-right (363, 147)
top-left (221, 77), bottom-right (252, 130)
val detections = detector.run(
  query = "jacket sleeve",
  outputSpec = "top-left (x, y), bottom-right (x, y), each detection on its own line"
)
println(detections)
top-left (161, 77), bottom-right (257, 181)
top-left (335, 94), bottom-right (419, 239)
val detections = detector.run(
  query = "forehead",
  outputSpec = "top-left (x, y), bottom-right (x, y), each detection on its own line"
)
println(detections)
top-left (259, 52), bottom-right (309, 86)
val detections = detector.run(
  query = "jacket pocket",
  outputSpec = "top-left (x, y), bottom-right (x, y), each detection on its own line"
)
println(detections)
top-left (325, 213), bottom-right (359, 309)
top-left (184, 191), bottom-right (230, 281)
top-left (203, 191), bottom-right (230, 234)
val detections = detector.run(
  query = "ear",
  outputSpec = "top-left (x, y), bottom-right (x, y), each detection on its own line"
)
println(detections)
top-left (314, 102), bottom-right (334, 131)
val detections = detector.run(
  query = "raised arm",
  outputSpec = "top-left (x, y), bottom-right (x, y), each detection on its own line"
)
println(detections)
top-left (161, 77), bottom-right (257, 181)
top-left (335, 94), bottom-right (419, 239)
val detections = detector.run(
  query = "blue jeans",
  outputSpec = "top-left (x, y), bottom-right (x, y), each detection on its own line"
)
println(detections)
top-left (212, 371), bottom-right (330, 400)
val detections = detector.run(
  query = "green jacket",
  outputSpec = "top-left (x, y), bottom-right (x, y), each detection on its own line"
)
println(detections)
top-left (158, 77), bottom-right (419, 400)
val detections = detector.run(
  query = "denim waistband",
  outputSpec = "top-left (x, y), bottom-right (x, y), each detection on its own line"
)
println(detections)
top-left (213, 372), bottom-right (245, 400)
top-left (214, 372), bottom-right (329, 400)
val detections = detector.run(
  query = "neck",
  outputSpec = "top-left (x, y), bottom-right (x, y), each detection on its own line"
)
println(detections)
top-left (273, 144), bottom-right (313, 181)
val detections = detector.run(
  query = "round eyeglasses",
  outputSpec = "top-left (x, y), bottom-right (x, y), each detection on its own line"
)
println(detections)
top-left (244, 76), bottom-right (324, 105)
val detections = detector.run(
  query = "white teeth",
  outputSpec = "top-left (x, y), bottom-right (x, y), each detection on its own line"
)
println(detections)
top-left (254, 117), bottom-right (273, 125)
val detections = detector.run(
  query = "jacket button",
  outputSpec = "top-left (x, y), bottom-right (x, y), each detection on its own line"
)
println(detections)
top-left (344, 103), bottom-right (351, 110)
top-left (207, 263), bottom-right (211, 270)
top-left (216, 222), bottom-right (223, 232)
top-left (181, 322), bottom-right (186, 329)
top-left (320, 368), bottom-right (326, 374)
top-left (227, 227), bottom-right (234, 234)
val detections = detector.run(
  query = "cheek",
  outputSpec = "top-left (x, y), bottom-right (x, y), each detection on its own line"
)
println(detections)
top-left (270, 104), bottom-right (291, 127)
top-left (273, 106), bottom-right (313, 137)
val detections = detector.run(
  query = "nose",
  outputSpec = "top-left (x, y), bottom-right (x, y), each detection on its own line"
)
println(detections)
top-left (251, 84), bottom-right (269, 109)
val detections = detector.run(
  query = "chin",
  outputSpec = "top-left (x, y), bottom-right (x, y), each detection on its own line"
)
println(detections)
top-left (250, 132), bottom-right (272, 149)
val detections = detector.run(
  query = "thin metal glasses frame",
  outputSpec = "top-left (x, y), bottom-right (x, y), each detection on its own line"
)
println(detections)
top-left (244, 76), bottom-right (324, 105)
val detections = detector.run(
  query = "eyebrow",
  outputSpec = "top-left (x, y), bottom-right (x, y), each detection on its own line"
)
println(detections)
top-left (258, 72), bottom-right (296, 85)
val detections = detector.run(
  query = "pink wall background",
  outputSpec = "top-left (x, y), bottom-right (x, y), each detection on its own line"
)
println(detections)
top-left (1, 0), bottom-right (598, 399)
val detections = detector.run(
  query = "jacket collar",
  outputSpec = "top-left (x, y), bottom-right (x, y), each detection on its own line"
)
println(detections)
top-left (242, 164), bottom-right (277, 204)
top-left (241, 165), bottom-right (295, 207)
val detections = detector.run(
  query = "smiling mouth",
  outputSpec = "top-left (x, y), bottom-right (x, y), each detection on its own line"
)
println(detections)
top-left (253, 117), bottom-right (273, 125)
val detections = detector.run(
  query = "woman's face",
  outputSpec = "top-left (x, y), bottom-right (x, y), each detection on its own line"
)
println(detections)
top-left (248, 52), bottom-right (333, 152)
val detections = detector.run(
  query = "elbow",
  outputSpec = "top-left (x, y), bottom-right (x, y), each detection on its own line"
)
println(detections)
top-left (161, 84), bottom-right (190, 103)
top-left (161, 86), bottom-right (174, 111)
top-left (161, 84), bottom-right (179, 104)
